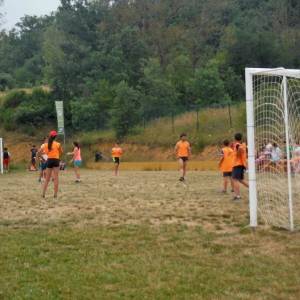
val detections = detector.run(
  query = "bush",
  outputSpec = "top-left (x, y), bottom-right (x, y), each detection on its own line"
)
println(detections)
top-left (0, 73), bottom-right (15, 91)
top-left (3, 90), bottom-right (28, 109)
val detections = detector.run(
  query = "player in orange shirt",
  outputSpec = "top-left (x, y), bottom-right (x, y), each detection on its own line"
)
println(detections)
top-left (41, 131), bottom-right (63, 198)
top-left (219, 140), bottom-right (234, 193)
top-left (175, 133), bottom-right (191, 181)
top-left (232, 133), bottom-right (249, 200)
top-left (112, 142), bottom-right (123, 176)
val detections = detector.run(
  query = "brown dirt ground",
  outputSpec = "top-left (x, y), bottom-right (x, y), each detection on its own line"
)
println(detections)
top-left (0, 170), bottom-right (248, 232)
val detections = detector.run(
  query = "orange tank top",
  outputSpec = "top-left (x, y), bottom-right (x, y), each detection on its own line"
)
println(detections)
top-left (112, 147), bottom-right (123, 158)
top-left (176, 140), bottom-right (190, 157)
top-left (42, 141), bottom-right (61, 159)
top-left (220, 147), bottom-right (234, 172)
top-left (233, 142), bottom-right (247, 167)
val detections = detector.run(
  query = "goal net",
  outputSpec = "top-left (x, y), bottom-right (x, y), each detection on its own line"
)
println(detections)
top-left (246, 68), bottom-right (300, 230)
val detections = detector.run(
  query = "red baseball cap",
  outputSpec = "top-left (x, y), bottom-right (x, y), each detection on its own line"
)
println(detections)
top-left (49, 130), bottom-right (58, 137)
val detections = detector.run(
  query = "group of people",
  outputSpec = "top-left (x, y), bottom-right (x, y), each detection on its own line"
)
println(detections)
top-left (218, 133), bottom-right (249, 200)
top-left (2, 130), bottom-right (249, 200)
top-left (256, 141), bottom-right (300, 174)
top-left (173, 132), bottom-right (249, 200)
top-left (37, 131), bottom-right (123, 198)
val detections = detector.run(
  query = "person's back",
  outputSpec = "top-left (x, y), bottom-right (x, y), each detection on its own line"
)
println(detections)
top-left (42, 141), bottom-right (61, 159)
top-left (3, 149), bottom-right (10, 160)
top-left (220, 146), bottom-right (234, 173)
top-left (233, 142), bottom-right (247, 168)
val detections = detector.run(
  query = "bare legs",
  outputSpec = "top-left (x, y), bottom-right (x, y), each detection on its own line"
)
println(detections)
top-left (42, 167), bottom-right (59, 198)
top-left (179, 159), bottom-right (187, 180)
top-left (233, 179), bottom-right (249, 198)
top-left (74, 166), bottom-right (80, 181)
top-left (223, 177), bottom-right (234, 192)
top-left (114, 163), bottom-right (120, 176)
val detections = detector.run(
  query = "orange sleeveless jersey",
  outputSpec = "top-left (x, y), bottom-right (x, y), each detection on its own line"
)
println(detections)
top-left (220, 146), bottom-right (234, 172)
top-left (176, 140), bottom-right (190, 157)
top-left (112, 147), bottom-right (123, 158)
top-left (233, 142), bottom-right (247, 167)
top-left (42, 141), bottom-right (61, 159)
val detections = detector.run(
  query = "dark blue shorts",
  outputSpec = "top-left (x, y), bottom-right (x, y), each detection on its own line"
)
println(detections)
top-left (232, 166), bottom-right (245, 180)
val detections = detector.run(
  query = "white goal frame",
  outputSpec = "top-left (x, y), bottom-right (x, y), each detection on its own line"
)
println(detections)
top-left (246, 67), bottom-right (300, 231)
top-left (0, 138), bottom-right (3, 174)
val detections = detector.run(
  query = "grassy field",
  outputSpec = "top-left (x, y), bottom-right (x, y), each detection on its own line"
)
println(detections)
top-left (1, 170), bottom-right (300, 299)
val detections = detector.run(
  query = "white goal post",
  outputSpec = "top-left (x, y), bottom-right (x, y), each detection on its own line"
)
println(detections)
top-left (0, 138), bottom-right (3, 174)
top-left (246, 67), bottom-right (300, 231)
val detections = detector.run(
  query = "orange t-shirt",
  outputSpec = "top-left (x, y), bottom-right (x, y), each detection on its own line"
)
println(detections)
top-left (233, 142), bottom-right (247, 167)
top-left (176, 140), bottom-right (190, 158)
top-left (220, 147), bottom-right (234, 172)
top-left (112, 147), bottom-right (123, 158)
top-left (42, 141), bottom-right (62, 159)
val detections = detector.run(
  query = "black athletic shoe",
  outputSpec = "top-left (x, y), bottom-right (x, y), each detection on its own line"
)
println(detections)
top-left (179, 177), bottom-right (185, 182)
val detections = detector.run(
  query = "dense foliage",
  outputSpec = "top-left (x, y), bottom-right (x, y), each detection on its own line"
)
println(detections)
top-left (0, 0), bottom-right (299, 137)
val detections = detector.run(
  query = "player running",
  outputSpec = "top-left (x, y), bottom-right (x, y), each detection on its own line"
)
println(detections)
top-left (67, 142), bottom-right (82, 183)
top-left (219, 140), bottom-right (234, 193)
top-left (175, 133), bottom-right (191, 182)
top-left (3, 147), bottom-right (11, 172)
top-left (112, 142), bottom-right (123, 176)
top-left (41, 131), bottom-right (63, 198)
top-left (232, 133), bottom-right (249, 200)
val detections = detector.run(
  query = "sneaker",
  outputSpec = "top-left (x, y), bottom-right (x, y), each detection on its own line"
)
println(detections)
top-left (179, 177), bottom-right (185, 182)
top-left (233, 196), bottom-right (241, 201)
top-left (75, 179), bottom-right (81, 183)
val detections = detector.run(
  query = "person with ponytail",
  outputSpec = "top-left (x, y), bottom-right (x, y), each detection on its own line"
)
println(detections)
top-left (41, 131), bottom-right (63, 198)
top-left (67, 141), bottom-right (82, 182)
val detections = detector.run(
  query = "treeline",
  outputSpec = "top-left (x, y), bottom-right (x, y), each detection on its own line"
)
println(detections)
top-left (0, 0), bottom-right (299, 138)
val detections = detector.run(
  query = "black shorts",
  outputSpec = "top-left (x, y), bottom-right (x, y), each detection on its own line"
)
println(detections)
top-left (179, 157), bottom-right (189, 162)
top-left (232, 166), bottom-right (245, 180)
top-left (47, 159), bottom-right (60, 169)
top-left (113, 157), bottom-right (120, 164)
top-left (223, 172), bottom-right (232, 177)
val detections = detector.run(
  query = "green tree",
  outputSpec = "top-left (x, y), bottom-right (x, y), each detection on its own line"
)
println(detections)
top-left (192, 61), bottom-right (230, 106)
top-left (112, 81), bottom-right (141, 139)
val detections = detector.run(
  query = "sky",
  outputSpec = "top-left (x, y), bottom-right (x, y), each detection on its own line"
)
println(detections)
top-left (2, 0), bottom-right (61, 30)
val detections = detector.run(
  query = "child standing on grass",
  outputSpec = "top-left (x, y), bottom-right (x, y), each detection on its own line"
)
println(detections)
top-left (67, 142), bottom-right (82, 183)
top-left (112, 143), bottom-right (123, 176)
top-left (3, 147), bottom-right (11, 172)
top-left (175, 133), bottom-right (191, 182)
top-left (219, 140), bottom-right (234, 193)
top-left (232, 133), bottom-right (249, 200)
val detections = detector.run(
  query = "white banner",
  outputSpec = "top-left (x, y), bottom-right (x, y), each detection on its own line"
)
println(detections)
top-left (55, 101), bottom-right (65, 135)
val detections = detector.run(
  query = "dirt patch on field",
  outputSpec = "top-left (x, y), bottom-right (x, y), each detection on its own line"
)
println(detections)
top-left (0, 170), bottom-right (248, 231)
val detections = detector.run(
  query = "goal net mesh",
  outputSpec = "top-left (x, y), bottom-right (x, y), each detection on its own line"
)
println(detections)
top-left (253, 74), bottom-right (300, 229)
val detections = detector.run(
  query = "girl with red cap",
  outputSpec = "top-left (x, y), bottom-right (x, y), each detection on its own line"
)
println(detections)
top-left (41, 131), bottom-right (63, 198)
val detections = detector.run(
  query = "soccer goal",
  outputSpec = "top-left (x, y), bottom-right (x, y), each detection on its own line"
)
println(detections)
top-left (246, 68), bottom-right (300, 230)
top-left (0, 138), bottom-right (3, 174)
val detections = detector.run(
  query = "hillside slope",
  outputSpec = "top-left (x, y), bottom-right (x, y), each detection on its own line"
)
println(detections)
top-left (0, 104), bottom-right (246, 165)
